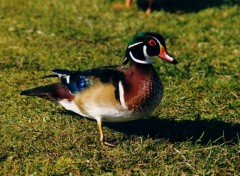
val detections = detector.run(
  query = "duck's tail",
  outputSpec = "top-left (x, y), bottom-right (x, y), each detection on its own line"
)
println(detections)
top-left (20, 83), bottom-right (74, 102)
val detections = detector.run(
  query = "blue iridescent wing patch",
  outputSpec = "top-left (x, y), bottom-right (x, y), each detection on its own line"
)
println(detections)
top-left (52, 69), bottom-right (93, 94)
top-left (76, 76), bottom-right (92, 91)
top-left (52, 66), bottom-right (124, 95)
top-left (62, 75), bottom-right (92, 94)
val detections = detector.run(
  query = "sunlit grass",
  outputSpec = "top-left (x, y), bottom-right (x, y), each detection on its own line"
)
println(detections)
top-left (0, 0), bottom-right (239, 175)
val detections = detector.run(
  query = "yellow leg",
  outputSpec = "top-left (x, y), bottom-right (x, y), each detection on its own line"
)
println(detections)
top-left (96, 118), bottom-right (115, 147)
top-left (126, 0), bottom-right (132, 8)
top-left (112, 0), bottom-right (131, 10)
top-left (146, 0), bottom-right (152, 15)
top-left (146, 8), bottom-right (151, 16)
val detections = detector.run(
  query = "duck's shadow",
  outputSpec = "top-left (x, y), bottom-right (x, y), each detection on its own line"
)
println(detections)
top-left (138, 0), bottom-right (239, 13)
top-left (63, 111), bottom-right (239, 145)
top-left (105, 117), bottom-right (240, 144)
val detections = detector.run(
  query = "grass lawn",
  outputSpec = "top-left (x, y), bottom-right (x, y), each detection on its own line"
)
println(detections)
top-left (0, 0), bottom-right (239, 175)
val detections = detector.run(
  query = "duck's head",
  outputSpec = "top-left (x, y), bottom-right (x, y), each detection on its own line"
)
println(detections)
top-left (123, 32), bottom-right (178, 65)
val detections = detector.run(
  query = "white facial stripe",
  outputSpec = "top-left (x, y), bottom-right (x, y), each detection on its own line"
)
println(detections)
top-left (129, 51), bottom-right (152, 64)
top-left (150, 36), bottom-right (161, 45)
top-left (128, 41), bottom-right (143, 48)
top-left (118, 81), bottom-right (128, 109)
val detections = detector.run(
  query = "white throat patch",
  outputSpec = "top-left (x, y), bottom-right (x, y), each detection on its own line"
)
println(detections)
top-left (129, 45), bottom-right (152, 65)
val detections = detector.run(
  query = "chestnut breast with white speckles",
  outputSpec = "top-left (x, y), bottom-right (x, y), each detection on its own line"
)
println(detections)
top-left (123, 63), bottom-right (163, 118)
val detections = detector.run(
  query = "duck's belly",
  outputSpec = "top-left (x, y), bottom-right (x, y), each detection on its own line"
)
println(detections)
top-left (83, 104), bottom-right (137, 122)
top-left (59, 99), bottom-right (150, 122)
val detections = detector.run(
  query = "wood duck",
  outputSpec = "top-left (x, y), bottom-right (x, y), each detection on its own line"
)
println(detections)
top-left (126, 0), bottom-right (153, 15)
top-left (21, 32), bottom-right (178, 146)
top-left (113, 0), bottom-right (153, 15)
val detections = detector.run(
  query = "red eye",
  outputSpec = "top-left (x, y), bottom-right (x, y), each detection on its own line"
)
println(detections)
top-left (148, 39), bottom-right (157, 46)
